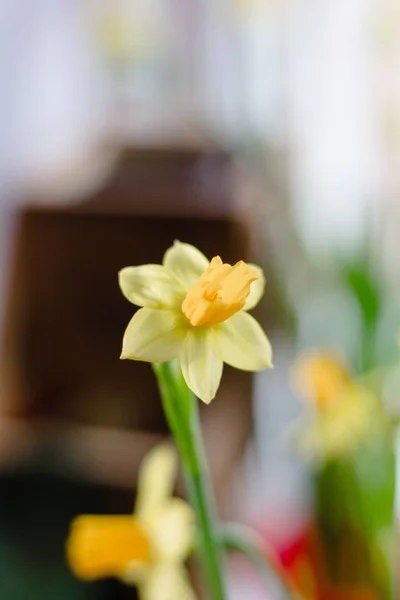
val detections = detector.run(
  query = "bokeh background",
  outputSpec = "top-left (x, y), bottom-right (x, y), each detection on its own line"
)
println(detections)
top-left (0, 1), bottom-right (400, 598)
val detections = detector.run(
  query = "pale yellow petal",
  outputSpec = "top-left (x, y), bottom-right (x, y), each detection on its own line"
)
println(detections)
top-left (121, 308), bottom-right (186, 362)
top-left (218, 311), bottom-right (272, 371)
top-left (288, 386), bottom-right (375, 460)
top-left (119, 265), bottom-right (185, 309)
top-left (140, 564), bottom-right (196, 600)
top-left (292, 416), bottom-right (362, 461)
top-left (136, 444), bottom-right (177, 518)
top-left (123, 561), bottom-right (149, 586)
top-left (243, 263), bottom-right (265, 311)
top-left (163, 241), bottom-right (209, 288)
top-left (180, 329), bottom-right (223, 404)
top-left (148, 499), bottom-right (195, 561)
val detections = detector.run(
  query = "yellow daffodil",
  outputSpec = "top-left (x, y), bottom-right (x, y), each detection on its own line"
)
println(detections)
top-left (119, 241), bottom-right (272, 403)
top-left (67, 444), bottom-right (196, 600)
top-left (290, 352), bottom-right (375, 460)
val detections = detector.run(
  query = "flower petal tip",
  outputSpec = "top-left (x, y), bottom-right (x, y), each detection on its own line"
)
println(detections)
top-left (258, 361), bottom-right (273, 371)
top-left (198, 394), bottom-right (214, 405)
top-left (258, 358), bottom-right (273, 370)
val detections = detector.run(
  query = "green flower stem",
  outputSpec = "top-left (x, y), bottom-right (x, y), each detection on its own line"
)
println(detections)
top-left (153, 361), bottom-right (226, 600)
top-left (220, 524), bottom-right (301, 600)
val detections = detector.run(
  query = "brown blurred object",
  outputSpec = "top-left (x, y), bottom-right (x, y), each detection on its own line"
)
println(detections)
top-left (0, 146), bottom-right (255, 515)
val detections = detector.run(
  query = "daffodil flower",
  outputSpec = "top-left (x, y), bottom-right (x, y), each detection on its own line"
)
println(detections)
top-left (290, 353), bottom-right (375, 460)
top-left (119, 241), bottom-right (272, 403)
top-left (67, 444), bottom-right (196, 600)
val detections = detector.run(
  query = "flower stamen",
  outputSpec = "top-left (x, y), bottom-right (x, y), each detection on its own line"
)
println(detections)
top-left (182, 256), bottom-right (259, 327)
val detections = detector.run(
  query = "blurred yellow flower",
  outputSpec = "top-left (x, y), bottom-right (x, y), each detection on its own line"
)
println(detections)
top-left (290, 352), bottom-right (375, 460)
top-left (293, 354), bottom-right (351, 411)
top-left (119, 241), bottom-right (272, 403)
top-left (67, 444), bottom-right (195, 600)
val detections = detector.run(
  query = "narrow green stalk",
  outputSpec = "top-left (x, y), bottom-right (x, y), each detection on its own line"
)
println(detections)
top-left (220, 524), bottom-right (301, 600)
top-left (153, 361), bottom-right (226, 600)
